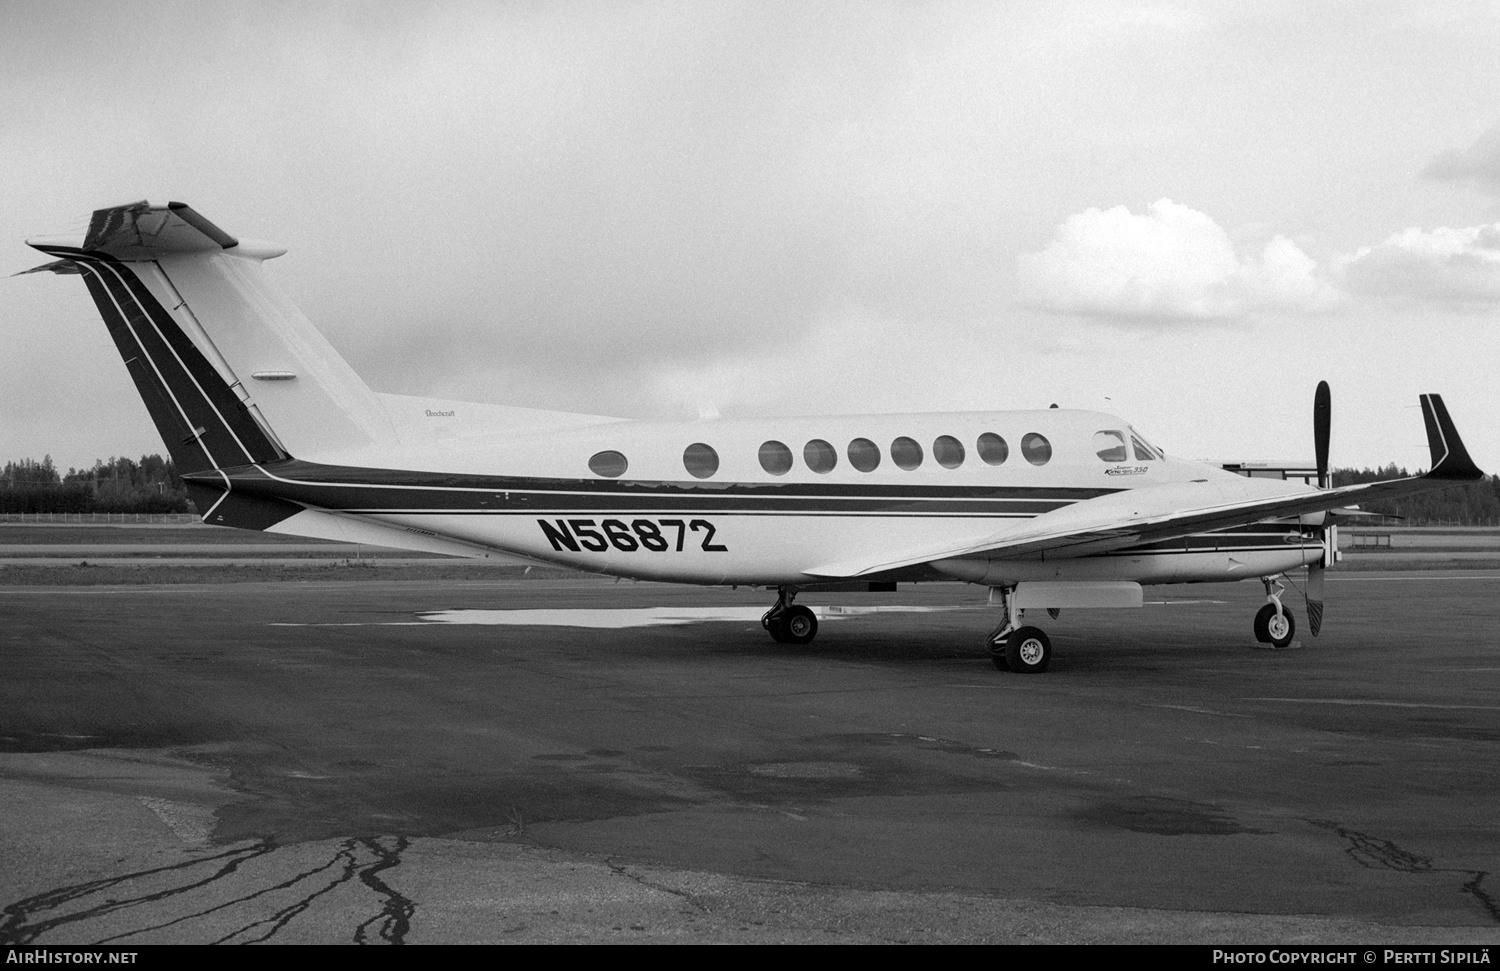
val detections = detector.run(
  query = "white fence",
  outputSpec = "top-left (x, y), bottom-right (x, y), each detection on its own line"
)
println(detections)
top-left (0, 512), bottom-right (201, 524)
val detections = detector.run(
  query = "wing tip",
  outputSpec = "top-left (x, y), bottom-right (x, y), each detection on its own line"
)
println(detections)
top-left (1419, 394), bottom-right (1483, 481)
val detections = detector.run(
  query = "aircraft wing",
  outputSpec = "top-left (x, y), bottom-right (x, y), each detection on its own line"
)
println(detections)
top-left (806, 394), bottom-right (1482, 579)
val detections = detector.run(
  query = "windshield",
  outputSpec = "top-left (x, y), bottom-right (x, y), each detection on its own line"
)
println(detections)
top-left (1128, 426), bottom-right (1163, 461)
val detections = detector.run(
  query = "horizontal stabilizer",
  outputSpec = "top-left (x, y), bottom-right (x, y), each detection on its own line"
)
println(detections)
top-left (77, 200), bottom-right (238, 260)
top-left (14, 259), bottom-right (84, 277)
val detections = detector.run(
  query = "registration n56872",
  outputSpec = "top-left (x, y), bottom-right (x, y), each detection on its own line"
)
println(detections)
top-left (538, 518), bottom-right (727, 553)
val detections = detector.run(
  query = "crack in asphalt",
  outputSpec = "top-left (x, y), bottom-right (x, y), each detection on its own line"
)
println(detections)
top-left (0, 836), bottom-right (416, 945)
top-left (606, 857), bottom-right (707, 918)
top-left (352, 836), bottom-right (415, 945)
top-left (1310, 819), bottom-right (1499, 925)
top-left (0, 841), bottom-right (277, 945)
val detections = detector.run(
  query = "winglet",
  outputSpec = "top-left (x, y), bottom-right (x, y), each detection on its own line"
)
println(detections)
top-left (1420, 394), bottom-right (1482, 481)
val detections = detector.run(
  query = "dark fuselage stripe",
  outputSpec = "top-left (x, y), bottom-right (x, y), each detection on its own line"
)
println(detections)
top-left (231, 460), bottom-right (1124, 501)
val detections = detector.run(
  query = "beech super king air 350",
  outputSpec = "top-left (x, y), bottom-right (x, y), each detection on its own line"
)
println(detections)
top-left (21, 201), bottom-right (1486, 672)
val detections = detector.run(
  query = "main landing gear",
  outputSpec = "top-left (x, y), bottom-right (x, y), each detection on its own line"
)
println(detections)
top-left (1254, 575), bottom-right (1297, 648)
top-left (985, 586), bottom-right (1052, 674)
top-left (763, 587), bottom-right (818, 645)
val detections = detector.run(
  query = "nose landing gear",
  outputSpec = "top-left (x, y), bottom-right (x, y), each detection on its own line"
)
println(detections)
top-left (1254, 575), bottom-right (1297, 648)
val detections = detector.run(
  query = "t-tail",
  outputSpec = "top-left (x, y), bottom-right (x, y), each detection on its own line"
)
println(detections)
top-left (22, 200), bottom-right (396, 523)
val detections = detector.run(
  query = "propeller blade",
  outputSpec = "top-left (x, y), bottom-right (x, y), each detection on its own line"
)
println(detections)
top-left (1309, 382), bottom-right (1332, 636)
top-left (1306, 561), bottom-right (1325, 637)
top-left (1314, 380), bottom-right (1331, 490)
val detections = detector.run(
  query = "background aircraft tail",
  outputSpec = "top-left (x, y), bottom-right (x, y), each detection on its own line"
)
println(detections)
top-left (25, 201), bottom-right (395, 478)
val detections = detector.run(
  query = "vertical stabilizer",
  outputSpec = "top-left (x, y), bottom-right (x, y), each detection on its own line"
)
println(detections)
top-left (150, 248), bottom-right (395, 457)
top-left (26, 201), bottom-right (395, 469)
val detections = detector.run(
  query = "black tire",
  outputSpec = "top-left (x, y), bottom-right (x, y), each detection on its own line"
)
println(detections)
top-left (990, 651), bottom-right (1011, 672)
top-left (781, 605), bottom-right (818, 645)
top-left (767, 616), bottom-right (786, 643)
top-left (1253, 603), bottom-right (1296, 648)
top-left (1005, 626), bottom-right (1051, 674)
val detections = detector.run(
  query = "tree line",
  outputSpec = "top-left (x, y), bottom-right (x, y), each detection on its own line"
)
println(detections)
top-left (4, 454), bottom-right (1500, 524)
top-left (1, 455), bottom-right (192, 514)
top-left (1331, 465), bottom-right (1500, 526)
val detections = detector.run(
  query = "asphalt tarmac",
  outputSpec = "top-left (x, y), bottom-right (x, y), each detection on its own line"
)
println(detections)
top-left (2, 573), bottom-right (1499, 944)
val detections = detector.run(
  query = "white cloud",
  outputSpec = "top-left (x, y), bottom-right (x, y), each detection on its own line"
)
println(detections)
top-left (1422, 125), bottom-right (1500, 194)
top-left (1016, 199), bottom-right (1342, 321)
top-left (1337, 223), bottom-right (1500, 304)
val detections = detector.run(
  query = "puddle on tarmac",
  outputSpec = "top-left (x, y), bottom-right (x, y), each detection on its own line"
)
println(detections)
top-left (272, 599), bottom-right (1225, 629)
top-left (272, 605), bottom-right (970, 629)
top-left (415, 605), bottom-right (966, 629)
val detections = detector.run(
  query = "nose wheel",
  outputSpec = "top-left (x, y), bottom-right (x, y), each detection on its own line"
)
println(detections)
top-left (1254, 576), bottom-right (1297, 648)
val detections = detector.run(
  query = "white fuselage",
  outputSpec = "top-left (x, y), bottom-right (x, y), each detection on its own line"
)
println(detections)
top-left (262, 405), bottom-right (1324, 588)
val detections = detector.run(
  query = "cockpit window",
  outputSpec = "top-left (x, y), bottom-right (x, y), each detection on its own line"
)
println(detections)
top-left (1129, 427), bottom-right (1162, 461)
top-left (1094, 430), bottom-right (1127, 463)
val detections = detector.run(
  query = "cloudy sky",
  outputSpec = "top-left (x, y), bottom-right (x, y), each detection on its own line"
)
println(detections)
top-left (3, 0), bottom-right (1498, 473)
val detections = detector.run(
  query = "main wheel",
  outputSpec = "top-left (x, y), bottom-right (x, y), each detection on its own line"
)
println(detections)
top-left (1253, 603), bottom-right (1296, 648)
top-left (780, 605), bottom-right (818, 645)
top-left (767, 616), bottom-right (786, 642)
top-left (1005, 626), bottom-right (1051, 674)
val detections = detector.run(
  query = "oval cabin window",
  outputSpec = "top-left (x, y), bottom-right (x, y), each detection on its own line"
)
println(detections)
top-left (588, 450), bottom-right (628, 477)
top-left (977, 433), bottom-right (1008, 466)
top-left (890, 436), bottom-right (923, 470)
top-left (1021, 433), bottom-right (1052, 466)
top-left (682, 443), bottom-right (720, 479)
top-left (759, 440), bottom-right (793, 475)
top-left (847, 438), bottom-right (880, 472)
top-left (804, 439), bottom-right (838, 474)
top-left (933, 435), bottom-right (965, 469)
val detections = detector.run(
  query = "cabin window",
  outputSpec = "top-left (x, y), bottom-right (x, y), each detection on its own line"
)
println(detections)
top-left (804, 439), bottom-right (838, 474)
top-left (933, 435), bottom-right (965, 469)
top-left (847, 437), bottom-right (880, 472)
top-left (977, 432), bottom-right (1008, 466)
top-left (759, 440), bottom-right (793, 475)
top-left (1094, 430), bottom-right (1127, 462)
top-left (890, 436), bottom-right (923, 470)
top-left (683, 442), bottom-right (719, 479)
top-left (1021, 433), bottom-right (1052, 466)
top-left (588, 450), bottom-right (628, 477)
